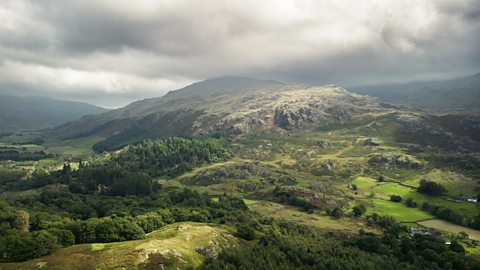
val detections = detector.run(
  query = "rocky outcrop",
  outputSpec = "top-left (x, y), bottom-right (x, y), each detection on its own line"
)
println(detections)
top-left (273, 103), bottom-right (323, 129)
top-left (207, 85), bottom-right (382, 138)
top-left (182, 163), bottom-right (296, 187)
top-left (363, 138), bottom-right (381, 146)
top-left (368, 153), bottom-right (423, 170)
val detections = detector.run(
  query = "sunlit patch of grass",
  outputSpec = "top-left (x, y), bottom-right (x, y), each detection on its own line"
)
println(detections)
top-left (243, 199), bottom-right (258, 205)
top-left (364, 198), bottom-right (434, 222)
top-left (90, 243), bottom-right (105, 251)
top-left (418, 219), bottom-right (480, 241)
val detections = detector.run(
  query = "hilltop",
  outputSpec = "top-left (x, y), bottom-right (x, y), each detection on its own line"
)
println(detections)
top-left (0, 95), bottom-right (107, 132)
top-left (351, 73), bottom-right (480, 111)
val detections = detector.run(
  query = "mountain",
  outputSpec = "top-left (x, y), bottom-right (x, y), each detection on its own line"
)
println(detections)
top-left (350, 73), bottom-right (480, 111)
top-left (46, 76), bottom-right (384, 149)
top-left (46, 76), bottom-right (480, 153)
top-left (0, 95), bottom-right (107, 132)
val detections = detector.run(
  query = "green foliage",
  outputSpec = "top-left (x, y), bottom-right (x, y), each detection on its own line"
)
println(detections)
top-left (111, 137), bottom-right (231, 177)
top-left (0, 230), bottom-right (60, 262)
top-left (0, 150), bottom-right (53, 161)
top-left (273, 187), bottom-right (315, 211)
top-left (0, 168), bottom-right (26, 185)
top-left (110, 172), bottom-right (153, 196)
top-left (66, 217), bottom-right (145, 243)
top-left (0, 184), bottom-right (249, 262)
top-left (390, 195), bottom-right (403, 202)
top-left (421, 202), bottom-right (469, 227)
top-left (327, 207), bottom-right (343, 218)
top-left (236, 224), bottom-right (256, 240)
top-left (405, 198), bottom-right (417, 208)
top-left (47, 228), bottom-right (75, 247)
top-left (418, 180), bottom-right (447, 196)
top-left (202, 222), bottom-right (422, 270)
top-left (345, 227), bottom-right (479, 270)
top-left (352, 204), bottom-right (367, 217)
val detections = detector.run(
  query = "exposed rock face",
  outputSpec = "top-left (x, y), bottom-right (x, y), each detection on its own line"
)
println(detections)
top-left (277, 186), bottom-right (342, 208)
top-left (49, 79), bottom-right (384, 146)
top-left (368, 153), bottom-right (423, 170)
top-left (209, 86), bottom-right (382, 139)
top-left (273, 103), bottom-right (322, 129)
top-left (363, 138), bottom-right (381, 146)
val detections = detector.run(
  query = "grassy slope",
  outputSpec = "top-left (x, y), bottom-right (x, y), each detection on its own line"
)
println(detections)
top-left (0, 222), bottom-right (238, 270)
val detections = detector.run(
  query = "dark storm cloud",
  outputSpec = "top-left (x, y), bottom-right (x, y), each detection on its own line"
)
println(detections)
top-left (0, 0), bottom-right (479, 107)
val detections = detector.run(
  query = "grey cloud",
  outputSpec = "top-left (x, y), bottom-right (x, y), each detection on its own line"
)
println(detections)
top-left (0, 0), bottom-right (479, 107)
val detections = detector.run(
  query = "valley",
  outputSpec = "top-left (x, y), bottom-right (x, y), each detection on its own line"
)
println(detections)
top-left (1, 78), bottom-right (479, 269)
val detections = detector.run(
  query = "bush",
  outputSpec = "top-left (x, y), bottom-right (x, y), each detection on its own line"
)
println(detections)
top-left (352, 205), bottom-right (366, 217)
top-left (236, 224), bottom-right (256, 240)
top-left (327, 207), bottom-right (343, 218)
top-left (390, 195), bottom-right (402, 202)
top-left (47, 228), bottom-right (75, 247)
top-left (0, 230), bottom-right (59, 262)
top-left (405, 198), bottom-right (417, 208)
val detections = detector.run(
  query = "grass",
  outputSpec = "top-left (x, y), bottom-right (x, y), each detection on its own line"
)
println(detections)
top-left (418, 219), bottom-right (480, 241)
top-left (350, 176), bottom-right (479, 221)
top-left (0, 222), bottom-right (237, 270)
top-left (250, 201), bottom-right (379, 234)
top-left (43, 136), bottom-right (103, 157)
top-left (243, 199), bottom-right (258, 205)
top-left (365, 198), bottom-right (434, 222)
top-left (90, 243), bottom-right (105, 251)
top-left (352, 176), bottom-right (378, 190)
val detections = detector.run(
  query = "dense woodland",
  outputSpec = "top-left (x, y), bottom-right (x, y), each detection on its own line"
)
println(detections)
top-left (201, 218), bottom-right (478, 270)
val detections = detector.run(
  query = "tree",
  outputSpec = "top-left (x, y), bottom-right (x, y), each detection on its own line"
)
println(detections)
top-left (458, 231), bottom-right (469, 240)
top-left (236, 224), bottom-right (256, 240)
top-left (417, 180), bottom-right (446, 196)
top-left (352, 205), bottom-right (366, 217)
top-left (450, 240), bottom-right (465, 254)
top-left (14, 210), bottom-right (29, 232)
top-left (390, 195), bottom-right (402, 202)
top-left (378, 176), bottom-right (385, 182)
top-left (327, 207), bottom-right (343, 218)
top-left (405, 198), bottom-right (417, 208)
top-left (48, 229), bottom-right (75, 247)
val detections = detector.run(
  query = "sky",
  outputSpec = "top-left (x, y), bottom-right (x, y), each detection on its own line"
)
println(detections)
top-left (0, 0), bottom-right (479, 108)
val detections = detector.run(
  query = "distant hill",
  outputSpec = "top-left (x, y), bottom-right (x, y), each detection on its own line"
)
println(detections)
top-left (0, 95), bottom-right (107, 132)
top-left (45, 76), bottom-right (386, 151)
top-left (46, 76), bottom-right (480, 153)
top-left (350, 73), bottom-right (480, 111)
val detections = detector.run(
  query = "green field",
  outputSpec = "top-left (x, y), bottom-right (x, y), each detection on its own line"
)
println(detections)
top-left (418, 219), bottom-right (480, 241)
top-left (350, 176), bottom-right (479, 221)
top-left (365, 198), bottom-right (434, 222)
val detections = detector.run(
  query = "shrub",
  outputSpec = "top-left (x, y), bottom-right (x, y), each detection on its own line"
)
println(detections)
top-left (390, 195), bottom-right (402, 202)
top-left (352, 205), bottom-right (367, 217)
top-left (405, 198), bottom-right (417, 208)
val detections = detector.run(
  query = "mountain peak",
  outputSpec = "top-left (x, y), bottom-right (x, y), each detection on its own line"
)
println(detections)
top-left (164, 76), bottom-right (284, 99)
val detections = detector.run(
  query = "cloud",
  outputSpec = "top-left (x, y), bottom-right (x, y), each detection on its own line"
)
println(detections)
top-left (0, 0), bottom-right (479, 107)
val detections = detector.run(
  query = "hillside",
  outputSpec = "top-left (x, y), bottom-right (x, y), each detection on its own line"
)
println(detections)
top-left (46, 76), bottom-right (480, 153)
top-left (0, 222), bottom-right (238, 270)
top-left (1, 77), bottom-right (480, 269)
top-left (46, 77), bottom-right (385, 150)
top-left (350, 73), bottom-right (480, 111)
top-left (0, 96), bottom-right (107, 132)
